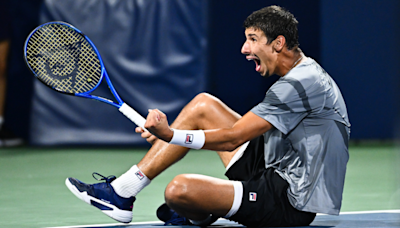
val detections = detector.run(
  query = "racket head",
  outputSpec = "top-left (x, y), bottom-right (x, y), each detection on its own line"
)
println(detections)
top-left (24, 21), bottom-right (104, 95)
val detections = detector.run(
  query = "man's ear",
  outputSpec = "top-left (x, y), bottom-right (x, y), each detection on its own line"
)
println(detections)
top-left (273, 35), bottom-right (286, 52)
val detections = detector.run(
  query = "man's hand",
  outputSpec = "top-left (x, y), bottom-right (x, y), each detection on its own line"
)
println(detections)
top-left (143, 109), bottom-right (174, 142)
top-left (135, 127), bottom-right (158, 145)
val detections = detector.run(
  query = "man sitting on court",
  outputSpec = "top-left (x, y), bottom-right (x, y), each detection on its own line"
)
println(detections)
top-left (66, 5), bottom-right (350, 227)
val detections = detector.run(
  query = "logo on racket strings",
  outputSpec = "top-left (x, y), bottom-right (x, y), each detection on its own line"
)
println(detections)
top-left (39, 41), bottom-right (82, 80)
top-left (185, 134), bottom-right (193, 144)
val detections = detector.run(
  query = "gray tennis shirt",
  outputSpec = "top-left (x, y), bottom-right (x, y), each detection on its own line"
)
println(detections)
top-left (251, 57), bottom-right (350, 215)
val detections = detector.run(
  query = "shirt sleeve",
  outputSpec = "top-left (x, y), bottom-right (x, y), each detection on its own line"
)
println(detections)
top-left (251, 76), bottom-right (326, 135)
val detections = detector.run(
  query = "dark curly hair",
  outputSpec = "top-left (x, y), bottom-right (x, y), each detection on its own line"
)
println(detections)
top-left (243, 5), bottom-right (299, 50)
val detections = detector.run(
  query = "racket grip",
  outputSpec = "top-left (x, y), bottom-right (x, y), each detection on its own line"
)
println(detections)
top-left (119, 103), bottom-right (148, 132)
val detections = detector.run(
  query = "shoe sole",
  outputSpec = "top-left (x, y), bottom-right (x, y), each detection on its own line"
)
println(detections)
top-left (65, 178), bottom-right (132, 223)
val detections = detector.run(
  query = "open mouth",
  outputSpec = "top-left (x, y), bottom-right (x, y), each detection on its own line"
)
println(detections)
top-left (247, 55), bottom-right (261, 72)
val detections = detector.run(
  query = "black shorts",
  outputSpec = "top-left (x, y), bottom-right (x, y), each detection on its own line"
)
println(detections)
top-left (225, 136), bottom-right (316, 227)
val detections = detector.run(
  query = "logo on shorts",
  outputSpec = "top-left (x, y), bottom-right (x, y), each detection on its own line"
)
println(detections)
top-left (185, 134), bottom-right (193, 144)
top-left (249, 192), bottom-right (257, 201)
top-left (135, 170), bottom-right (144, 180)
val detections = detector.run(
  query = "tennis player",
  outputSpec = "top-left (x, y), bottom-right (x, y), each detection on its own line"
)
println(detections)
top-left (66, 5), bottom-right (350, 227)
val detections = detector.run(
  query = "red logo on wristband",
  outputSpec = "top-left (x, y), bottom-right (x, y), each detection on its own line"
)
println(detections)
top-left (185, 134), bottom-right (193, 144)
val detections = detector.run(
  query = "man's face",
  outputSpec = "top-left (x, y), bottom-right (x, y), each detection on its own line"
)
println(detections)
top-left (241, 27), bottom-right (277, 77)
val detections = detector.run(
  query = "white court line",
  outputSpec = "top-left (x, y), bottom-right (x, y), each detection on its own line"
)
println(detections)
top-left (45, 209), bottom-right (400, 228)
top-left (45, 220), bottom-right (163, 228)
top-left (338, 209), bottom-right (400, 215)
top-left (315, 209), bottom-right (400, 216)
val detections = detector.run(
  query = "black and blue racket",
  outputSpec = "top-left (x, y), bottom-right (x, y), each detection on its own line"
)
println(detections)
top-left (24, 21), bottom-right (147, 130)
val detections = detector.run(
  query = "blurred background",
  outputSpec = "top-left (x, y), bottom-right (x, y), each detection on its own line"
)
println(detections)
top-left (1, 0), bottom-right (399, 146)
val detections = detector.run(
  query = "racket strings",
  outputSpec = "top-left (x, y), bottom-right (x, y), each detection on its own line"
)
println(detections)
top-left (26, 23), bottom-right (102, 94)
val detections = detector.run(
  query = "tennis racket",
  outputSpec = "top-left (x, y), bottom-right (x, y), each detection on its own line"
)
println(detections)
top-left (23, 21), bottom-right (147, 131)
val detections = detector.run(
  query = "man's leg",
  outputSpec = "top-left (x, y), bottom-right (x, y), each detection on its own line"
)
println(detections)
top-left (118, 93), bottom-right (244, 220)
top-left (138, 92), bottom-right (242, 179)
top-left (0, 40), bottom-right (23, 147)
top-left (164, 174), bottom-right (239, 221)
top-left (66, 93), bottom-right (244, 223)
top-left (0, 40), bottom-right (10, 127)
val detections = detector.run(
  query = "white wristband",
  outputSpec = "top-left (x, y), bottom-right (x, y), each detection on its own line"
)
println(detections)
top-left (169, 129), bottom-right (205, 149)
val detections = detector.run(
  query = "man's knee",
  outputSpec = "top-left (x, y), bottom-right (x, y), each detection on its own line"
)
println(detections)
top-left (164, 174), bottom-right (192, 206)
top-left (191, 93), bottom-right (217, 107)
top-left (192, 92), bottom-right (215, 101)
top-left (188, 93), bottom-right (220, 115)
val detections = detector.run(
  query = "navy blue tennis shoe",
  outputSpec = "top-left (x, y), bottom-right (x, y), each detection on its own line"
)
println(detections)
top-left (157, 203), bottom-right (220, 226)
top-left (65, 173), bottom-right (135, 223)
top-left (157, 203), bottom-right (192, 225)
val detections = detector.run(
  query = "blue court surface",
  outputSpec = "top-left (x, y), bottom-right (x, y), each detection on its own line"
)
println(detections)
top-left (45, 210), bottom-right (400, 228)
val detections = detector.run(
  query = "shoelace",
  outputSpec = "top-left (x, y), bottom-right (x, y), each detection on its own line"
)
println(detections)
top-left (92, 172), bottom-right (116, 183)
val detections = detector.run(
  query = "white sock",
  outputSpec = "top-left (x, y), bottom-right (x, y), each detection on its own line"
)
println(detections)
top-left (111, 165), bottom-right (151, 198)
top-left (0, 116), bottom-right (3, 128)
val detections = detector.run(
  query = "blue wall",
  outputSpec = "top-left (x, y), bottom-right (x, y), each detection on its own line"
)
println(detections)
top-left (320, 0), bottom-right (400, 139)
top-left (4, 0), bottom-right (399, 145)
top-left (6, 0), bottom-right (42, 140)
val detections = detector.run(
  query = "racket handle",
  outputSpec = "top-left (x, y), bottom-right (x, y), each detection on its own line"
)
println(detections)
top-left (119, 103), bottom-right (148, 132)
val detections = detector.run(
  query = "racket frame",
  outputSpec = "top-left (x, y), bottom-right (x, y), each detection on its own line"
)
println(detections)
top-left (24, 21), bottom-right (148, 130)
top-left (24, 21), bottom-right (125, 108)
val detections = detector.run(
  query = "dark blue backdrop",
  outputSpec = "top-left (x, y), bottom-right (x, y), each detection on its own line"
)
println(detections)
top-left (207, 0), bottom-right (321, 115)
top-left (4, 0), bottom-right (399, 146)
top-left (320, 0), bottom-right (400, 140)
